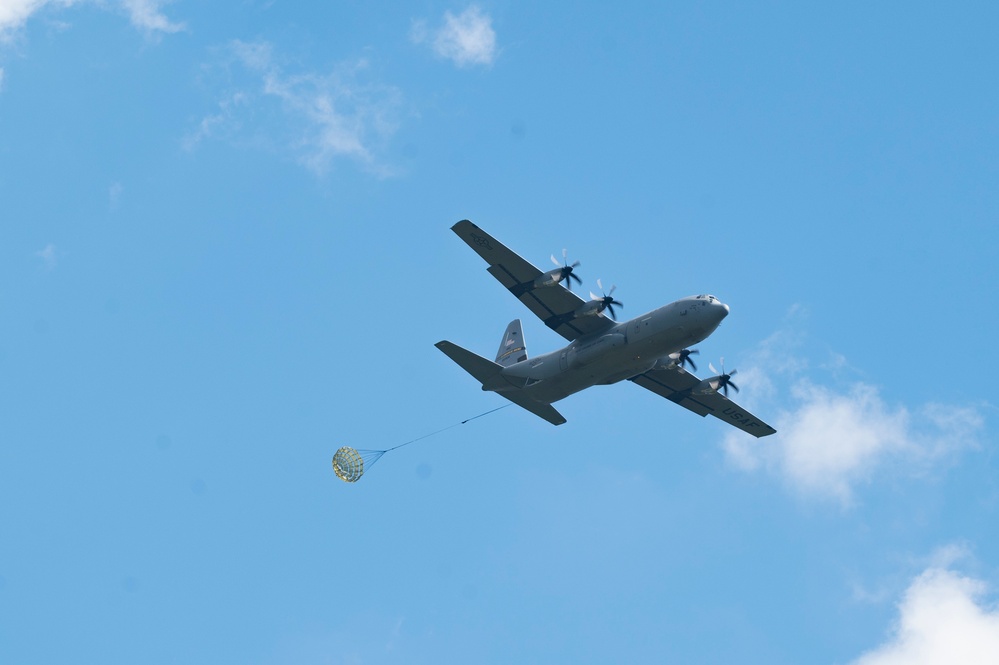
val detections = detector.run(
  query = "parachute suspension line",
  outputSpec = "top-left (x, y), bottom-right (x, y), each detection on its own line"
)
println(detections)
top-left (331, 403), bottom-right (512, 483)
top-left (384, 403), bottom-right (512, 453)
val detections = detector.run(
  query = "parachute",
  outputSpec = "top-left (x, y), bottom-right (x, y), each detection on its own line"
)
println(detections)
top-left (331, 404), bottom-right (510, 483)
top-left (332, 447), bottom-right (385, 483)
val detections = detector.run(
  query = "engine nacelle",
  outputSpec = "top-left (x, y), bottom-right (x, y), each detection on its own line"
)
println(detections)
top-left (573, 299), bottom-right (605, 318)
top-left (533, 269), bottom-right (564, 289)
top-left (693, 377), bottom-right (723, 395)
top-left (651, 356), bottom-right (677, 371)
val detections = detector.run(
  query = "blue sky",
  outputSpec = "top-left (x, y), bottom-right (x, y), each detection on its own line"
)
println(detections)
top-left (2, 2), bottom-right (998, 663)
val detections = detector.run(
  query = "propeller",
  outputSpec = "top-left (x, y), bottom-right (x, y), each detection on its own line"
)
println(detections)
top-left (589, 279), bottom-right (623, 320)
top-left (676, 348), bottom-right (699, 371)
top-left (550, 249), bottom-right (582, 290)
top-left (708, 358), bottom-right (739, 396)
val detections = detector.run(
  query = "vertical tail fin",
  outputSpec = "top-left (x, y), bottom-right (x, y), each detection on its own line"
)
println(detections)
top-left (495, 319), bottom-right (527, 368)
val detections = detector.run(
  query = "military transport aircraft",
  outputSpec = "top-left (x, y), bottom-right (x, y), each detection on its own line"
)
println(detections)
top-left (436, 220), bottom-right (776, 438)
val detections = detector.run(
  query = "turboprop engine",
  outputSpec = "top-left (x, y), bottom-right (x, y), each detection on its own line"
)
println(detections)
top-left (572, 280), bottom-right (623, 320)
top-left (533, 250), bottom-right (581, 290)
top-left (693, 360), bottom-right (739, 396)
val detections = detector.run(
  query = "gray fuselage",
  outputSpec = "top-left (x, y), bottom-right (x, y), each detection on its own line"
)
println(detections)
top-left (482, 294), bottom-right (729, 405)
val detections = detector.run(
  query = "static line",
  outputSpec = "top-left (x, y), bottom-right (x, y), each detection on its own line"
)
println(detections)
top-left (383, 403), bottom-right (512, 453)
top-left (331, 403), bottom-right (513, 483)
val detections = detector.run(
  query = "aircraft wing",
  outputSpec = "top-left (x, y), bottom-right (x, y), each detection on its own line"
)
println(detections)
top-left (451, 220), bottom-right (616, 341)
top-left (629, 365), bottom-right (777, 438)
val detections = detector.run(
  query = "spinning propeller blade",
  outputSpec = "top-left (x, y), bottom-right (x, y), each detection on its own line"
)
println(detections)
top-left (709, 358), bottom-right (739, 396)
top-left (676, 348), bottom-right (699, 371)
top-left (551, 249), bottom-right (582, 289)
top-left (591, 279), bottom-right (623, 320)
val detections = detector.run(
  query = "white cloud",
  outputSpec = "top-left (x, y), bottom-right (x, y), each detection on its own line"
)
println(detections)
top-left (34, 243), bottom-right (59, 269)
top-left (412, 5), bottom-right (497, 68)
top-left (849, 561), bottom-right (999, 665)
top-left (119, 0), bottom-right (184, 35)
top-left (188, 40), bottom-right (402, 175)
top-left (722, 316), bottom-right (984, 504)
top-left (0, 0), bottom-right (77, 40)
top-left (0, 0), bottom-right (181, 42)
top-left (182, 91), bottom-right (247, 150)
top-left (0, 0), bottom-right (45, 33)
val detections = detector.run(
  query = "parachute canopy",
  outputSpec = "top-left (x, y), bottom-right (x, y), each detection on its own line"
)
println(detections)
top-left (332, 446), bottom-right (385, 483)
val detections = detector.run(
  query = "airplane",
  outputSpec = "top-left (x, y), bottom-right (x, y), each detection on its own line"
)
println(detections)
top-left (435, 220), bottom-right (776, 438)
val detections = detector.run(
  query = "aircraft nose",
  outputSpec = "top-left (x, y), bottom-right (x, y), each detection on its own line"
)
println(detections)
top-left (716, 300), bottom-right (730, 320)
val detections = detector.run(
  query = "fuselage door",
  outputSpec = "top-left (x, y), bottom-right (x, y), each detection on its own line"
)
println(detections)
top-left (629, 316), bottom-right (655, 344)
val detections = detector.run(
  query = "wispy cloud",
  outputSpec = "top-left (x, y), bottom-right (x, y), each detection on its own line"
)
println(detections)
top-left (182, 91), bottom-right (248, 151)
top-left (35, 243), bottom-right (59, 269)
top-left (1, 0), bottom-right (77, 41)
top-left (119, 0), bottom-right (185, 35)
top-left (849, 551), bottom-right (999, 665)
top-left (722, 313), bottom-right (984, 505)
top-left (187, 40), bottom-right (402, 176)
top-left (412, 5), bottom-right (497, 68)
top-left (108, 180), bottom-right (123, 209)
top-left (0, 0), bottom-right (182, 43)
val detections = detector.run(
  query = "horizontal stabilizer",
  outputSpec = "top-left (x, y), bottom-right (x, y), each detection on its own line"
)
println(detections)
top-left (502, 393), bottom-right (567, 426)
top-left (436, 339), bottom-right (566, 426)
top-left (435, 341), bottom-right (503, 384)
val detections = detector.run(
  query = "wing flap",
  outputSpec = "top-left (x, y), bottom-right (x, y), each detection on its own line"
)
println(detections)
top-left (453, 220), bottom-right (615, 341)
top-left (630, 371), bottom-right (713, 417)
top-left (630, 366), bottom-right (777, 438)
